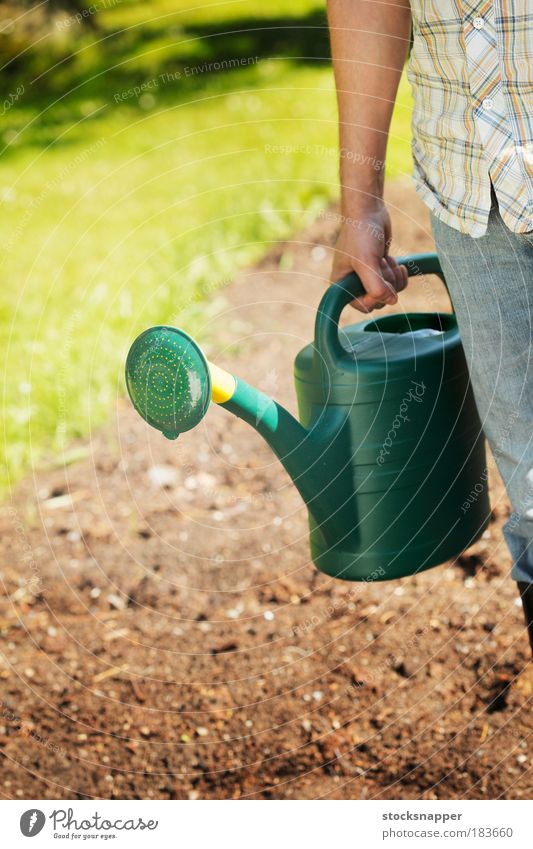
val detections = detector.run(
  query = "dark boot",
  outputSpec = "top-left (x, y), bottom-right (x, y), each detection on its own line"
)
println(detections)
top-left (517, 583), bottom-right (533, 656)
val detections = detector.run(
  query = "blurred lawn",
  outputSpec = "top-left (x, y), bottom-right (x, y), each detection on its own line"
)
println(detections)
top-left (0, 0), bottom-right (413, 491)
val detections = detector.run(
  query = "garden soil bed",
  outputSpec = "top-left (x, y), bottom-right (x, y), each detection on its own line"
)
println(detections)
top-left (1, 181), bottom-right (531, 800)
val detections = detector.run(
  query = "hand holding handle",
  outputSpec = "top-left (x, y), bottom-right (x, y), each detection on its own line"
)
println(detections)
top-left (314, 252), bottom-right (446, 367)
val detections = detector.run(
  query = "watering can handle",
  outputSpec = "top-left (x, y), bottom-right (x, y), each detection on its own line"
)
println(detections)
top-left (314, 251), bottom-right (449, 366)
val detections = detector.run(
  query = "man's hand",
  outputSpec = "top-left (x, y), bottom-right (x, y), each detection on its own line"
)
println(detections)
top-left (331, 199), bottom-right (408, 313)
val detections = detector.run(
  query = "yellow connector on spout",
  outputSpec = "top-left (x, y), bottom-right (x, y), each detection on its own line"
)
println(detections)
top-left (208, 362), bottom-right (236, 404)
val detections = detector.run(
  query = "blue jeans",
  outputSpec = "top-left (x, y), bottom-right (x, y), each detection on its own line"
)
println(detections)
top-left (431, 200), bottom-right (533, 583)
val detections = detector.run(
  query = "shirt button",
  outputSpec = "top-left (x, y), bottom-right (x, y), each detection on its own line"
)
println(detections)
top-left (473, 16), bottom-right (484, 29)
top-left (482, 98), bottom-right (494, 111)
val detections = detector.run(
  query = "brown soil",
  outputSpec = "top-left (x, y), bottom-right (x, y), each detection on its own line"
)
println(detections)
top-left (1, 181), bottom-right (531, 800)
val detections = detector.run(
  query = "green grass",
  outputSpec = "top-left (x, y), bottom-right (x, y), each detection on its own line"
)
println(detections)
top-left (0, 0), bottom-right (413, 491)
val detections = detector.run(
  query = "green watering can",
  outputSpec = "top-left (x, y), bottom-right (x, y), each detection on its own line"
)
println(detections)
top-left (126, 253), bottom-right (489, 582)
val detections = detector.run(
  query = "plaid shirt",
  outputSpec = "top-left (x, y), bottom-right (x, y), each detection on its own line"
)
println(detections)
top-left (407, 0), bottom-right (533, 237)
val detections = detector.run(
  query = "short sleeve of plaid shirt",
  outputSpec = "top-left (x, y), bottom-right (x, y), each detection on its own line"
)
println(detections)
top-left (407, 0), bottom-right (533, 237)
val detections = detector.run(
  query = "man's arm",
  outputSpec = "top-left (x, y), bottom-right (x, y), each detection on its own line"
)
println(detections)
top-left (327, 0), bottom-right (411, 311)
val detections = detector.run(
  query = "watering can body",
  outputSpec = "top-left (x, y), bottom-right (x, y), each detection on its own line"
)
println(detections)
top-left (126, 253), bottom-right (490, 582)
top-left (293, 262), bottom-right (488, 580)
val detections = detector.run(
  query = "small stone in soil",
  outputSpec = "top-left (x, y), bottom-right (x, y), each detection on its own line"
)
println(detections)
top-left (148, 464), bottom-right (177, 488)
top-left (107, 593), bottom-right (125, 610)
top-left (311, 245), bottom-right (327, 262)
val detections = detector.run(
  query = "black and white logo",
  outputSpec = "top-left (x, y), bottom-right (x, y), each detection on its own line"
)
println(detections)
top-left (20, 809), bottom-right (46, 837)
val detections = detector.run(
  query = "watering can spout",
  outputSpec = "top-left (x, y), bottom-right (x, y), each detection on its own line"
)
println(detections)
top-left (125, 325), bottom-right (348, 542)
top-left (220, 374), bottom-right (348, 536)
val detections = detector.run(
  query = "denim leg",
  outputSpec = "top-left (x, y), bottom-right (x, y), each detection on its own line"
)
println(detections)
top-left (431, 206), bottom-right (533, 582)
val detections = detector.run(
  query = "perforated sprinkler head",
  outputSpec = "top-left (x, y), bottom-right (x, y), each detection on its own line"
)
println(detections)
top-left (125, 326), bottom-right (212, 439)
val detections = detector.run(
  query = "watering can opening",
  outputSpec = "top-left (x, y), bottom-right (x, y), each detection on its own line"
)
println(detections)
top-left (362, 312), bottom-right (455, 335)
top-left (339, 312), bottom-right (456, 362)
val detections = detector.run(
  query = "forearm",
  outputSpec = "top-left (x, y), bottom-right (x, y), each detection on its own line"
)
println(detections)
top-left (327, 0), bottom-right (411, 212)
